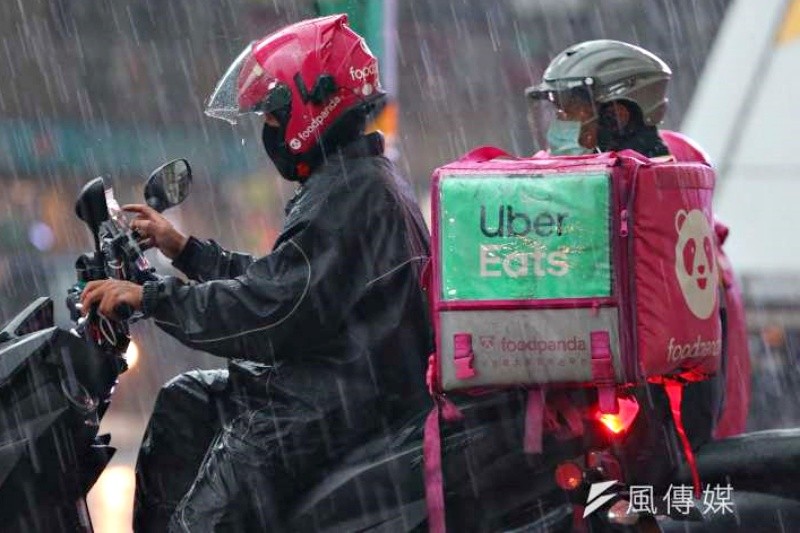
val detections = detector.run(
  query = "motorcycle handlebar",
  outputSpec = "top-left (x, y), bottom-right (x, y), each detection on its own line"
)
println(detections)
top-left (115, 303), bottom-right (134, 321)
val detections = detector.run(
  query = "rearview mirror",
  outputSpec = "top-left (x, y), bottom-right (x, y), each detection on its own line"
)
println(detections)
top-left (75, 177), bottom-right (109, 250)
top-left (144, 159), bottom-right (192, 212)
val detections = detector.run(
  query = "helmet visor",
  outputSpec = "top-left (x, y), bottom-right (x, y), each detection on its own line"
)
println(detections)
top-left (525, 76), bottom-right (596, 101)
top-left (526, 84), bottom-right (596, 153)
top-left (205, 44), bottom-right (290, 124)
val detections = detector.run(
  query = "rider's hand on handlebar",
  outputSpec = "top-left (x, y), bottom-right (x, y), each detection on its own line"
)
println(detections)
top-left (123, 204), bottom-right (189, 260)
top-left (80, 280), bottom-right (143, 321)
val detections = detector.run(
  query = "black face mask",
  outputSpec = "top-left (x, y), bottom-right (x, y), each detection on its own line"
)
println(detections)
top-left (262, 124), bottom-right (305, 182)
top-left (261, 103), bottom-right (375, 182)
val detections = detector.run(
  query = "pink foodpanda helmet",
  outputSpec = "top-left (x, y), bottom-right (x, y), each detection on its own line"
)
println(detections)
top-left (205, 14), bottom-right (386, 181)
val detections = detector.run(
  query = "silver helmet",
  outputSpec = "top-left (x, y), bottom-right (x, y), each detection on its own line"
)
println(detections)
top-left (526, 40), bottom-right (672, 126)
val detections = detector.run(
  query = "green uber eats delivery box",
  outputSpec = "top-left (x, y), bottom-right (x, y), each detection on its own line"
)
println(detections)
top-left (428, 146), bottom-right (721, 411)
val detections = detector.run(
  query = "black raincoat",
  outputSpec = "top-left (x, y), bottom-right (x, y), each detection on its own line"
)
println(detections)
top-left (133, 133), bottom-right (433, 532)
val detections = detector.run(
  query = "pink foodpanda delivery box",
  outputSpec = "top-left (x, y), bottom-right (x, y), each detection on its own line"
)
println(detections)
top-left (423, 146), bottom-right (722, 531)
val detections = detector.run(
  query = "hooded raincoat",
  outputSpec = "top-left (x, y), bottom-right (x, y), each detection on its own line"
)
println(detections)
top-left (133, 133), bottom-right (433, 531)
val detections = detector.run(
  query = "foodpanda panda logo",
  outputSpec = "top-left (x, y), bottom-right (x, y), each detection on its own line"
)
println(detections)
top-left (674, 209), bottom-right (717, 319)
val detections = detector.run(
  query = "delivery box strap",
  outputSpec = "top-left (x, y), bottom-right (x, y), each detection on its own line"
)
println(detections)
top-left (664, 379), bottom-right (702, 498)
top-left (423, 393), bottom-right (463, 533)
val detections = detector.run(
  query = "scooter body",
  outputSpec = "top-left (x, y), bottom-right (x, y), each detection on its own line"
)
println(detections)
top-left (0, 298), bottom-right (122, 532)
top-left (0, 159), bottom-right (192, 531)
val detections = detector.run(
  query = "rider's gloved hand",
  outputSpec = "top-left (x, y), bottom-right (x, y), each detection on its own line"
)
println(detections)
top-left (123, 204), bottom-right (189, 260)
top-left (80, 279), bottom-right (143, 321)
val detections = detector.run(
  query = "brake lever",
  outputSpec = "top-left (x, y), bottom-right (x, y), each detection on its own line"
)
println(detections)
top-left (71, 303), bottom-right (97, 340)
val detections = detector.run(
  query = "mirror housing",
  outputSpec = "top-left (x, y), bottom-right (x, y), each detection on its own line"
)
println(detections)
top-left (75, 177), bottom-right (109, 251)
top-left (144, 159), bottom-right (192, 212)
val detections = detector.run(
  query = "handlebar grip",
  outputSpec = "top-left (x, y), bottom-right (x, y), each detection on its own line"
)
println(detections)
top-left (115, 303), bottom-right (134, 321)
top-left (131, 229), bottom-right (151, 250)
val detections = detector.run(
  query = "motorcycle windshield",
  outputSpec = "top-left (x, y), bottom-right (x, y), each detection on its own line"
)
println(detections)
top-left (104, 186), bottom-right (129, 230)
top-left (205, 43), bottom-right (289, 125)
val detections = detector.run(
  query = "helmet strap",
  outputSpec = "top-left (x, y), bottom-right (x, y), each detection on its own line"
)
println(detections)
top-left (294, 73), bottom-right (338, 104)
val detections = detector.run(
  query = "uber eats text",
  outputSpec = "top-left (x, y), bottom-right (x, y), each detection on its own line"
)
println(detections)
top-left (479, 206), bottom-right (570, 278)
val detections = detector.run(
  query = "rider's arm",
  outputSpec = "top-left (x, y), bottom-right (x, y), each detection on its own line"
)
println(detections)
top-left (143, 180), bottom-right (378, 362)
top-left (171, 237), bottom-right (255, 282)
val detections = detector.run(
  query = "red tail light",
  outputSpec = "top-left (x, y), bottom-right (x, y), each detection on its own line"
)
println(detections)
top-left (596, 397), bottom-right (640, 435)
top-left (554, 461), bottom-right (583, 491)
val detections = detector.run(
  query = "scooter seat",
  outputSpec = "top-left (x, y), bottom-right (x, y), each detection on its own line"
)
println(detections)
top-left (287, 392), bottom-right (581, 532)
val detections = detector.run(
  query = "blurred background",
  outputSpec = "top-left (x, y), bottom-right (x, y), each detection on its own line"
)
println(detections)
top-left (1, 0), bottom-right (799, 531)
